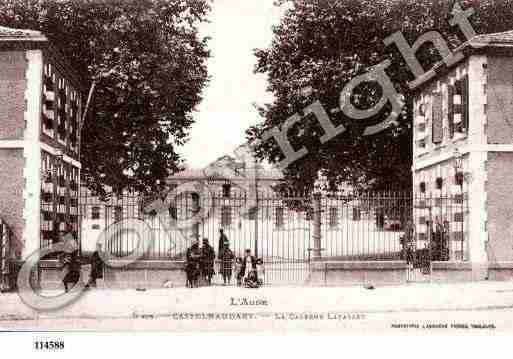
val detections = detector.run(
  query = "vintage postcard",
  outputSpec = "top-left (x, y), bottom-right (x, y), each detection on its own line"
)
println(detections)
top-left (1, 0), bottom-right (513, 344)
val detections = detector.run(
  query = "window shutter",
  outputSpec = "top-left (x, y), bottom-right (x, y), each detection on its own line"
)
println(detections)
top-left (432, 93), bottom-right (443, 144)
top-left (448, 84), bottom-right (455, 138)
top-left (461, 75), bottom-right (469, 133)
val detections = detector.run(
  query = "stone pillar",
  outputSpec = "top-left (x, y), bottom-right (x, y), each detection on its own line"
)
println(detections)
top-left (312, 193), bottom-right (322, 261)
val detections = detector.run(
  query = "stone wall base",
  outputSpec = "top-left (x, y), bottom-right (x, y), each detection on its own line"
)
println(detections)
top-left (38, 260), bottom-right (186, 290)
top-left (430, 261), bottom-right (488, 283)
top-left (307, 261), bottom-right (408, 286)
top-left (487, 261), bottom-right (513, 281)
top-left (34, 260), bottom-right (513, 289)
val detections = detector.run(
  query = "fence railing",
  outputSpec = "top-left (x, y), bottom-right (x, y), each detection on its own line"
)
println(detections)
top-left (0, 217), bottom-right (15, 291)
top-left (77, 190), bottom-right (468, 267)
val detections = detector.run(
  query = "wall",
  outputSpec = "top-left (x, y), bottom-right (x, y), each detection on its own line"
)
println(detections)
top-left (486, 55), bottom-right (513, 144)
top-left (412, 55), bottom-right (489, 264)
top-left (0, 149), bottom-right (25, 251)
top-left (486, 152), bottom-right (513, 262)
top-left (0, 50), bottom-right (29, 256)
top-left (39, 260), bottom-right (186, 290)
top-left (307, 261), bottom-right (408, 286)
top-left (412, 62), bottom-right (470, 261)
top-left (22, 50), bottom-right (43, 259)
top-left (0, 51), bottom-right (27, 140)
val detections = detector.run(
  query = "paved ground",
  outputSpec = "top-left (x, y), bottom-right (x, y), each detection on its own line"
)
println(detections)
top-left (1, 281), bottom-right (513, 331)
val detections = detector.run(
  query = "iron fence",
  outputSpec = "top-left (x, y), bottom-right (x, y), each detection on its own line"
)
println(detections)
top-left (0, 217), bottom-right (15, 291)
top-left (77, 189), bottom-right (468, 285)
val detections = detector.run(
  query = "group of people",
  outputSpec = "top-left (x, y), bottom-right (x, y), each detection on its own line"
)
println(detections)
top-left (59, 229), bottom-right (265, 292)
top-left (185, 229), bottom-right (264, 288)
top-left (185, 238), bottom-right (216, 287)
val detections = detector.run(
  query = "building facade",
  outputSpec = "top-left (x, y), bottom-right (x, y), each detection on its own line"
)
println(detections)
top-left (0, 27), bottom-right (83, 260)
top-left (412, 30), bottom-right (513, 275)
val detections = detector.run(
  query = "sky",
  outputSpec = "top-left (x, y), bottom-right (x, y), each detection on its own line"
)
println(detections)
top-left (178, 0), bottom-right (286, 169)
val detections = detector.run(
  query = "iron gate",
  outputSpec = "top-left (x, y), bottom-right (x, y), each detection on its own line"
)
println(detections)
top-left (0, 218), bottom-right (15, 291)
top-left (78, 189), bottom-right (467, 286)
top-left (405, 193), bottom-right (466, 282)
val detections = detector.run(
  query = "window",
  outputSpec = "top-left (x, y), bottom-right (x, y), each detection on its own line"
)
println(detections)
top-left (457, 75), bottom-right (469, 134)
top-left (169, 206), bottom-right (178, 220)
top-left (449, 75), bottom-right (469, 137)
top-left (329, 207), bottom-right (338, 228)
top-left (419, 103), bottom-right (426, 116)
top-left (248, 206), bottom-right (258, 220)
top-left (222, 183), bottom-right (231, 198)
top-left (436, 177), bottom-right (443, 190)
top-left (306, 207), bottom-right (313, 221)
top-left (91, 206), bottom-right (100, 220)
top-left (352, 207), bottom-right (361, 221)
top-left (221, 205), bottom-right (232, 226)
top-left (420, 182), bottom-right (426, 193)
top-left (275, 207), bottom-right (284, 228)
top-left (114, 206), bottom-right (123, 222)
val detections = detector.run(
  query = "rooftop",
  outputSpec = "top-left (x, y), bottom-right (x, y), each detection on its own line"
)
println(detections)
top-left (469, 29), bottom-right (513, 46)
top-left (0, 26), bottom-right (47, 42)
top-left (411, 29), bottom-right (513, 90)
top-left (168, 168), bottom-right (283, 181)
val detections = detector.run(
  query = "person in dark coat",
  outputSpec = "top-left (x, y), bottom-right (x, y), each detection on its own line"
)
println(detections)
top-left (201, 238), bottom-right (215, 285)
top-left (86, 243), bottom-right (104, 288)
top-left (234, 257), bottom-right (243, 286)
top-left (220, 245), bottom-right (235, 285)
top-left (185, 241), bottom-right (201, 288)
top-left (218, 229), bottom-right (228, 259)
top-left (61, 250), bottom-right (81, 293)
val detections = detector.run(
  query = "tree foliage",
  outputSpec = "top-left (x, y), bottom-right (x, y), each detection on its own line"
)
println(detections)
top-left (248, 0), bottom-right (513, 193)
top-left (0, 0), bottom-right (211, 195)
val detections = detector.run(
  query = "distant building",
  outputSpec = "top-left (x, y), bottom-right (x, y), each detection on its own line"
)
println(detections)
top-left (411, 30), bottom-right (513, 273)
top-left (79, 145), bottom-right (399, 262)
top-left (79, 186), bottom-right (139, 254)
top-left (0, 27), bottom-right (83, 259)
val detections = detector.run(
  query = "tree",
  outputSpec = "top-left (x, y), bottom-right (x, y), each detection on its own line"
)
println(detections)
top-left (248, 0), bottom-right (513, 193)
top-left (0, 0), bottom-right (211, 195)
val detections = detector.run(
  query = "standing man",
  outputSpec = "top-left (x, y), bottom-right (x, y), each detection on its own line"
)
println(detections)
top-left (86, 243), bottom-right (104, 289)
top-left (61, 250), bottom-right (81, 293)
top-left (60, 233), bottom-right (81, 293)
top-left (201, 238), bottom-right (215, 285)
top-left (218, 228), bottom-right (228, 259)
top-left (185, 240), bottom-right (201, 287)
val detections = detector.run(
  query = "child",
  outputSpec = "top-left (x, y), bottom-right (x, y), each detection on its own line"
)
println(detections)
top-left (256, 258), bottom-right (265, 286)
top-left (234, 257), bottom-right (243, 286)
top-left (244, 268), bottom-right (259, 288)
top-left (220, 247), bottom-right (234, 285)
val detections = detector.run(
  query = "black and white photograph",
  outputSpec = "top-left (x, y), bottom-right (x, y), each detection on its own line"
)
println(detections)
top-left (0, 0), bottom-right (513, 350)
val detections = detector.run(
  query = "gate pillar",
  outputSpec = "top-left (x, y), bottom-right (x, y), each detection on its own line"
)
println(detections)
top-left (312, 193), bottom-right (322, 261)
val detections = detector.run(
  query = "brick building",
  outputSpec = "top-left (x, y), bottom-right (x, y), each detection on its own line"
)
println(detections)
top-left (412, 30), bottom-right (513, 278)
top-left (0, 27), bottom-right (83, 260)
